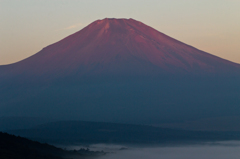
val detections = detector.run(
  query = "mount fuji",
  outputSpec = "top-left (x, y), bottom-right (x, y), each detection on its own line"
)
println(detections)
top-left (0, 18), bottom-right (239, 128)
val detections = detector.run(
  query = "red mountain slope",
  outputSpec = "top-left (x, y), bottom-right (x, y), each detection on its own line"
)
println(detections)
top-left (2, 18), bottom-right (240, 77)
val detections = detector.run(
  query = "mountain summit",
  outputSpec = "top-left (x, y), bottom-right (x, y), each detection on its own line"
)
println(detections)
top-left (3, 18), bottom-right (240, 78)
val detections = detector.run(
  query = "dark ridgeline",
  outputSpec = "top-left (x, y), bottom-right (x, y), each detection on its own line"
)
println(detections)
top-left (0, 131), bottom-right (105, 159)
top-left (0, 18), bottom-right (240, 126)
top-left (0, 132), bottom-right (64, 159)
top-left (7, 120), bottom-right (240, 145)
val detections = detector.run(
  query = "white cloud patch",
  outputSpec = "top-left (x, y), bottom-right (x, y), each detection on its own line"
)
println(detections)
top-left (56, 23), bottom-right (83, 31)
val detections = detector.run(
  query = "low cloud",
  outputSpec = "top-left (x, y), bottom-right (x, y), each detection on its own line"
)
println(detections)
top-left (56, 23), bottom-right (83, 31)
top-left (96, 142), bottom-right (240, 159)
top-left (57, 142), bottom-right (240, 159)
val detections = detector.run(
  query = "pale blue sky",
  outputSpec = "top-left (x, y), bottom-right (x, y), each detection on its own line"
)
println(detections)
top-left (1, 0), bottom-right (240, 64)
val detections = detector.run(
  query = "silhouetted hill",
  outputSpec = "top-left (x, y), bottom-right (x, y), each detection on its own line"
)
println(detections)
top-left (7, 121), bottom-right (240, 145)
top-left (0, 132), bottom-right (64, 159)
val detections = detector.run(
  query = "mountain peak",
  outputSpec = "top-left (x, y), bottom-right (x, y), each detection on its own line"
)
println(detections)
top-left (90, 18), bottom-right (140, 35)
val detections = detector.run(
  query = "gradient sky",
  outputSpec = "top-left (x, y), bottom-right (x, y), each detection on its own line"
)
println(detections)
top-left (1, 0), bottom-right (240, 65)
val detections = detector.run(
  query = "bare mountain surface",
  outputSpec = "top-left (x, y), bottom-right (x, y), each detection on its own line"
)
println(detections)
top-left (0, 18), bottom-right (240, 129)
top-left (1, 18), bottom-right (239, 79)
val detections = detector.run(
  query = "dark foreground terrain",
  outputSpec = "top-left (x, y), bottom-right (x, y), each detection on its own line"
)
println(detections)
top-left (0, 132), bottom-right (65, 159)
top-left (0, 131), bottom-right (104, 159)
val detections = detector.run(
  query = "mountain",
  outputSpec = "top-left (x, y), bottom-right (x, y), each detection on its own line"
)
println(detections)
top-left (1, 18), bottom-right (239, 79)
top-left (0, 18), bottom-right (240, 128)
top-left (0, 131), bottom-right (102, 159)
top-left (6, 120), bottom-right (240, 144)
top-left (0, 132), bottom-right (65, 159)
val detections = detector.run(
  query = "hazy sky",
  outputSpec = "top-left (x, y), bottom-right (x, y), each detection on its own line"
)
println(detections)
top-left (1, 0), bottom-right (240, 65)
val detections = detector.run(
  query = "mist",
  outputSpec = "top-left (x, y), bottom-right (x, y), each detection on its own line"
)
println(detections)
top-left (84, 141), bottom-right (240, 159)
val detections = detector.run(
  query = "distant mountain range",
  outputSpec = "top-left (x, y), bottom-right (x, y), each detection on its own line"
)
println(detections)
top-left (6, 120), bottom-right (240, 145)
top-left (0, 18), bottom-right (239, 129)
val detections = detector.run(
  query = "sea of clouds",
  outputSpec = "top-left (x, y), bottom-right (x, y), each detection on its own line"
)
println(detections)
top-left (59, 141), bottom-right (240, 159)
